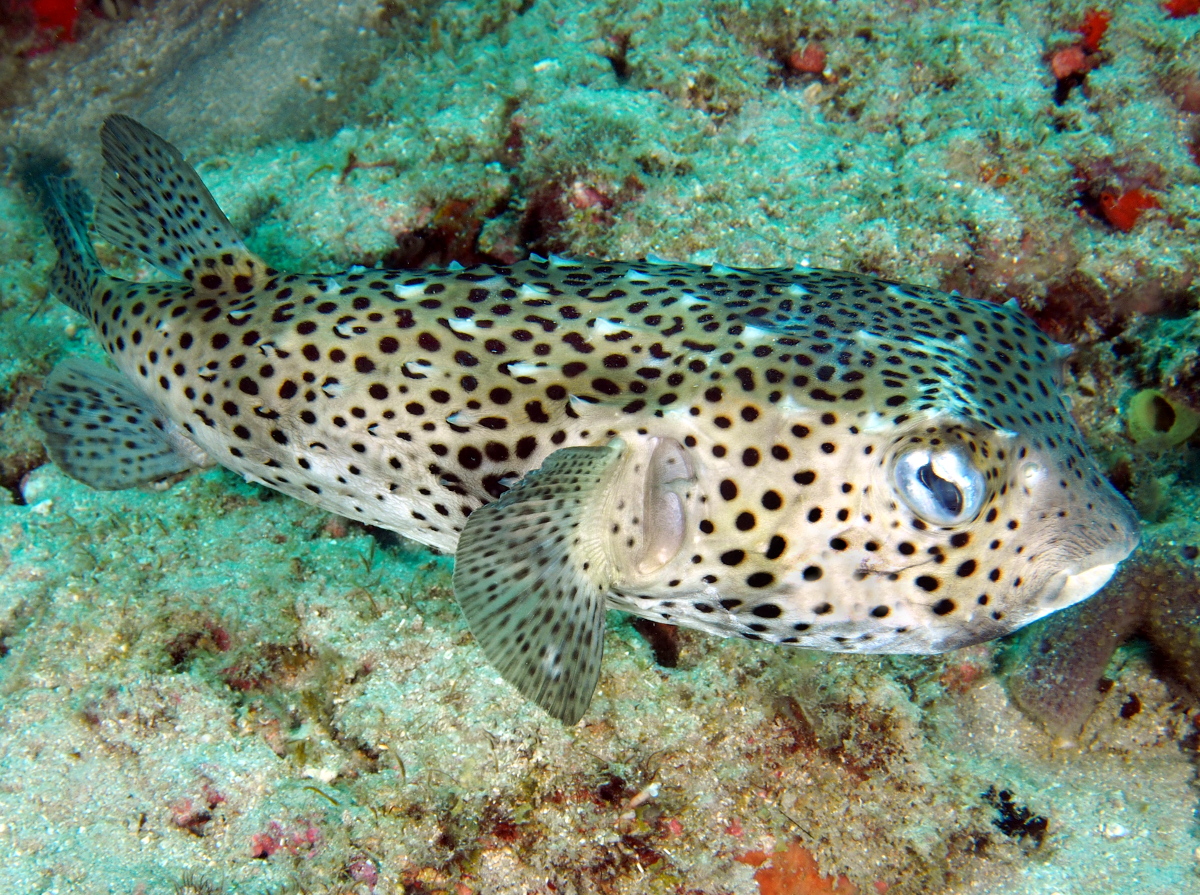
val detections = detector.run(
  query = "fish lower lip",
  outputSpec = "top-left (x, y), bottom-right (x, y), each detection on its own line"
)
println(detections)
top-left (1054, 561), bottom-right (1119, 608)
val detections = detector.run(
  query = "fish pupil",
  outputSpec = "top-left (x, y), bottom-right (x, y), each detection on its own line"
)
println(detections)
top-left (917, 461), bottom-right (963, 516)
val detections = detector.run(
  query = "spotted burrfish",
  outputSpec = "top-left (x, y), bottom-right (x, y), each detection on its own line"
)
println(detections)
top-left (24, 116), bottom-right (1139, 723)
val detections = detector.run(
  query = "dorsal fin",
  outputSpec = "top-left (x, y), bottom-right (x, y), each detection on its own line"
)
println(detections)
top-left (94, 115), bottom-right (273, 298)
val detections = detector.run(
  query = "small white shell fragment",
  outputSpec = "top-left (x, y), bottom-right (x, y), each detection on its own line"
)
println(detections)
top-left (302, 767), bottom-right (338, 785)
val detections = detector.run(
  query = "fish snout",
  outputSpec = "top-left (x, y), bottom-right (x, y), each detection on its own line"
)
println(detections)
top-left (1033, 478), bottom-right (1140, 614)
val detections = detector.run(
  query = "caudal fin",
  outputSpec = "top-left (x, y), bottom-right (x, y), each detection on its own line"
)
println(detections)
top-left (94, 115), bottom-right (273, 297)
top-left (18, 153), bottom-right (104, 317)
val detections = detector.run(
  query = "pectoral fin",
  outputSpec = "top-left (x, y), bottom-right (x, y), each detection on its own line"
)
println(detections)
top-left (32, 358), bottom-right (210, 490)
top-left (452, 442), bottom-right (624, 724)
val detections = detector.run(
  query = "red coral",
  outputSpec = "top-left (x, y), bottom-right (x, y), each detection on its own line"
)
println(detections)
top-left (250, 826), bottom-right (281, 858)
top-left (1049, 9), bottom-right (1111, 84)
top-left (30, 0), bottom-right (79, 41)
top-left (1078, 8), bottom-right (1111, 54)
top-left (738, 843), bottom-right (859, 895)
top-left (1050, 46), bottom-right (1095, 81)
top-left (1100, 187), bottom-right (1162, 231)
top-left (1164, 0), bottom-right (1200, 19)
top-left (786, 41), bottom-right (827, 75)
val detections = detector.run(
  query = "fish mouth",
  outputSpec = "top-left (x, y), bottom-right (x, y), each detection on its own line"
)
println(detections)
top-left (1052, 561), bottom-right (1119, 607)
top-left (1037, 519), bottom-right (1140, 613)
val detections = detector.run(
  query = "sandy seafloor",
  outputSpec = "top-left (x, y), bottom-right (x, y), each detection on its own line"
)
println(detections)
top-left (0, 0), bottom-right (1199, 892)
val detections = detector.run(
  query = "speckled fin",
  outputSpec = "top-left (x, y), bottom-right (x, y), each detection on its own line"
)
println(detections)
top-left (32, 358), bottom-right (207, 490)
top-left (452, 444), bottom-right (623, 725)
top-left (18, 156), bottom-right (103, 318)
top-left (95, 115), bottom-right (271, 295)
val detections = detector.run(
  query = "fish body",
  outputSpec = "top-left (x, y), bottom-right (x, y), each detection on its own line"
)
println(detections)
top-left (26, 117), bottom-right (1139, 723)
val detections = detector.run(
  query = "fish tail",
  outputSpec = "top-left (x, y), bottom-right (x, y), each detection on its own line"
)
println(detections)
top-left (18, 152), bottom-right (106, 317)
top-left (94, 115), bottom-right (273, 296)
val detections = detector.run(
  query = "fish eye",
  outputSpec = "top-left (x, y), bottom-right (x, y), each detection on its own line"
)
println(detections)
top-left (892, 446), bottom-right (985, 525)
